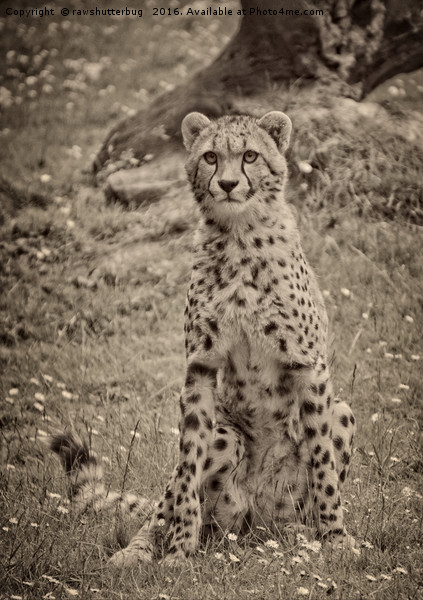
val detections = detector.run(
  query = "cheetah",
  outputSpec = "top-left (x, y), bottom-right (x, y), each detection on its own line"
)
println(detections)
top-left (51, 111), bottom-right (356, 567)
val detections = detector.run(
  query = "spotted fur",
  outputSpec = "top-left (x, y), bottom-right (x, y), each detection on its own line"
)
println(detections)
top-left (55, 111), bottom-right (356, 568)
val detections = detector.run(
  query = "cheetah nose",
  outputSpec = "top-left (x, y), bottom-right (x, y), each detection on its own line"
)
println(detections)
top-left (218, 179), bottom-right (239, 193)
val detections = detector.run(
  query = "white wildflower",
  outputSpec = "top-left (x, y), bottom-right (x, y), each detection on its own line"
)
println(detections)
top-left (42, 575), bottom-right (60, 583)
top-left (67, 145), bottom-right (82, 159)
top-left (0, 86), bottom-right (13, 108)
top-left (297, 587), bottom-right (309, 596)
top-left (303, 539), bottom-right (322, 553)
top-left (83, 62), bottom-right (103, 82)
top-left (297, 160), bottom-right (313, 174)
top-left (47, 492), bottom-right (61, 500)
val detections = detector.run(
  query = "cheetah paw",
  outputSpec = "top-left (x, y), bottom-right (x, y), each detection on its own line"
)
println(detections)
top-left (108, 547), bottom-right (153, 568)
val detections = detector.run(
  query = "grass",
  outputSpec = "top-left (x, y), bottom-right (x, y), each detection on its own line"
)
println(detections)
top-left (1, 1), bottom-right (423, 599)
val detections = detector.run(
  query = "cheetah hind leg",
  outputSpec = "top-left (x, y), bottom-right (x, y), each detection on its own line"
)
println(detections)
top-left (108, 468), bottom-right (178, 568)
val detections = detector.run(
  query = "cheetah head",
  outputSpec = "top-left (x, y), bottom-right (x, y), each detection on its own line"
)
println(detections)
top-left (181, 111), bottom-right (292, 223)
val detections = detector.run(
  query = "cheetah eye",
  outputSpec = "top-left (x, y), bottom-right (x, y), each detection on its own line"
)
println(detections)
top-left (204, 151), bottom-right (217, 165)
top-left (244, 150), bottom-right (258, 163)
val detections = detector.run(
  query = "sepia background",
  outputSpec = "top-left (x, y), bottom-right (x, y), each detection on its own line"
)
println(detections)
top-left (1, 0), bottom-right (422, 598)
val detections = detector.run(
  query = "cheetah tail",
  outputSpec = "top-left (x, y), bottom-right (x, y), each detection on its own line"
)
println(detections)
top-left (48, 430), bottom-right (152, 517)
top-left (49, 430), bottom-right (106, 511)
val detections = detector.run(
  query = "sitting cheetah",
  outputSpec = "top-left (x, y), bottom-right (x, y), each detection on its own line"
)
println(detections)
top-left (51, 111), bottom-right (356, 567)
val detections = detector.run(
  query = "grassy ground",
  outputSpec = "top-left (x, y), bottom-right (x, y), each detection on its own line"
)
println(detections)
top-left (1, 1), bottom-right (423, 599)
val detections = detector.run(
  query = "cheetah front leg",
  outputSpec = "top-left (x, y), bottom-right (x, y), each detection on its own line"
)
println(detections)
top-left (299, 360), bottom-right (355, 547)
top-left (161, 358), bottom-right (218, 565)
top-left (109, 359), bottom-right (218, 568)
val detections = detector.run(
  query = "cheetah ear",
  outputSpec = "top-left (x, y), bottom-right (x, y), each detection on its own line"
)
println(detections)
top-left (258, 111), bottom-right (292, 154)
top-left (181, 112), bottom-right (211, 150)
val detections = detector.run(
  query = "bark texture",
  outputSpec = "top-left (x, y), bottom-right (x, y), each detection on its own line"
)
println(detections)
top-left (94, 0), bottom-right (423, 172)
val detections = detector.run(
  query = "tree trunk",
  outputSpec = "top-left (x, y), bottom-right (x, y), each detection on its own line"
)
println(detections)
top-left (94, 0), bottom-right (423, 173)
